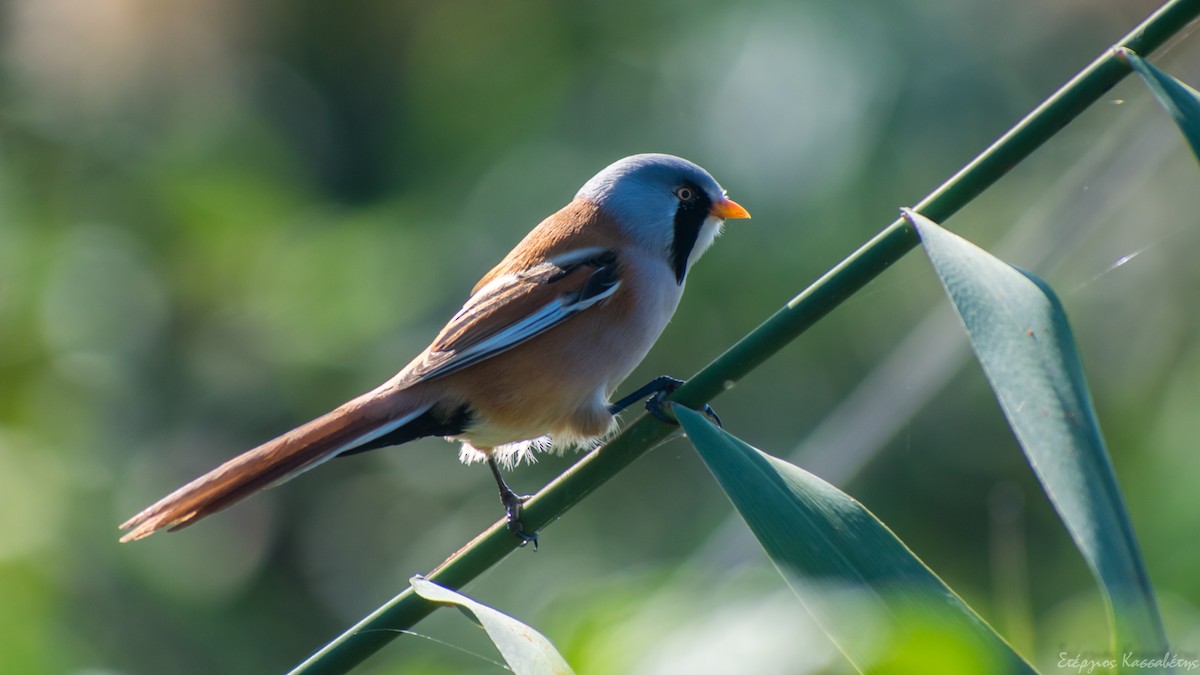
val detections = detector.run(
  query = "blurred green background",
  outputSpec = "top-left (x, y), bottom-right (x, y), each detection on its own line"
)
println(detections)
top-left (3, 0), bottom-right (1200, 672)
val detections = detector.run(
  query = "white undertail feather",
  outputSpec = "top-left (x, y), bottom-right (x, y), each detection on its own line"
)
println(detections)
top-left (457, 437), bottom-right (555, 468)
top-left (456, 413), bottom-right (617, 470)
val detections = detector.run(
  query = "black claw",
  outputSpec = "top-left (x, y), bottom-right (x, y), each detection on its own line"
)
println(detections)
top-left (513, 527), bottom-right (538, 549)
top-left (608, 375), bottom-right (684, 415)
top-left (499, 488), bottom-right (538, 549)
top-left (489, 457), bottom-right (538, 549)
top-left (616, 375), bottom-right (723, 428)
top-left (700, 404), bottom-right (723, 428)
top-left (644, 389), bottom-right (679, 424)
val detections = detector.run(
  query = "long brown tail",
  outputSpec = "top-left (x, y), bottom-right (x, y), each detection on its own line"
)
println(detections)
top-left (120, 390), bottom-right (431, 542)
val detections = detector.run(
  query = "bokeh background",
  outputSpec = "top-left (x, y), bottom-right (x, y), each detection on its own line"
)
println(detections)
top-left (3, 0), bottom-right (1200, 672)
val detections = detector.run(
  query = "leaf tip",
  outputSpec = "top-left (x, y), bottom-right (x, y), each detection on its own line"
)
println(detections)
top-left (900, 208), bottom-right (938, 237)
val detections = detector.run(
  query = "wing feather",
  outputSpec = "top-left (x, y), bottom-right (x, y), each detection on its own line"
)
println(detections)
top-left (400, 250), bottom-right (620, 385)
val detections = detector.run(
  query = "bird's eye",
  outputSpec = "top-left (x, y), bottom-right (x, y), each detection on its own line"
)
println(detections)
top-left (675, 186), bottom-right (695, 202)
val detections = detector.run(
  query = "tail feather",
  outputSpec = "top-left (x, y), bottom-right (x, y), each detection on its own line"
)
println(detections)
top-left (120, 392), bottom-right (430, 542)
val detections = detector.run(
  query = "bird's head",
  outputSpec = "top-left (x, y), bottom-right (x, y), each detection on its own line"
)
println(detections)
top-left (576, 153), bottom-right (750, 284)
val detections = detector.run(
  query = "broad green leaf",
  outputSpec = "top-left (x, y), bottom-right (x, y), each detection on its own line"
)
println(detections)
top-left (675, 405), bottom-right (1033, 675)
top-left (409, 576), bottom-right (575, 675)
top-left (1121, 49), bottom-right (1200, 163)
top-left (905, 209), bottom-right (1168, 663)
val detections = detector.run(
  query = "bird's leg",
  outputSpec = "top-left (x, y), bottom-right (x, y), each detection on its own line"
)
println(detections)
top-left (609, 375), bottom-right (722, 427)
top-left (487, 456), bottom-right (537, 549)
top-left (608, 375), bottom-right (682, 416)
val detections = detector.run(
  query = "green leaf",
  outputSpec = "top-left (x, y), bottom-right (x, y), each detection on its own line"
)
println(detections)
top-left (1120, 48), bottom-right (1200, 163)
top-left (905, 209), bottom-right (1168, 662)
top-left (409, 576), bottom-right (575, 675)
top-left (675, 405), bottom-right (1033, 675)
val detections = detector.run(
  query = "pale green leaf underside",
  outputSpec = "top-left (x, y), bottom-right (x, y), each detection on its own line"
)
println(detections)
top-left (410, 576), bottom-right (575, 675)
top-left (906, 209), bottom-right (1166, 661)
top-left (676, 405), bottom-right (1032, 674)
top-left (1123, 49), bottom-right (1200, 164)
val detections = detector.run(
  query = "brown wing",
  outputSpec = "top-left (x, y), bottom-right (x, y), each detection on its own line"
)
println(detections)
top-left (399, 249), bottom-right (620, 386)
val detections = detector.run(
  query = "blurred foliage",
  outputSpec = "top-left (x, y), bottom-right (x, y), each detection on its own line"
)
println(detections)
top-left (2, 0), bottom-right (1200, 673)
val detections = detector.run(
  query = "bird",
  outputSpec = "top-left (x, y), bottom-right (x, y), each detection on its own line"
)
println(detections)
top-left (119, 153), bottom-right (750, 545)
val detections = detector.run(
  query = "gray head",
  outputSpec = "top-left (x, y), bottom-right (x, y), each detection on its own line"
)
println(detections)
top-left (576, 153), bottom-right (750, 284)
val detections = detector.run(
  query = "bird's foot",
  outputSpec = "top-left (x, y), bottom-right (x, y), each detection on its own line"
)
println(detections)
top-left (499, 486), bottom-right (538, 549)
top-left (613, 375), bottom-right (723, 427)
top-left (645, 387), bottom-right (723, 427)
top-left (488, 456), bottom-right (538, 549)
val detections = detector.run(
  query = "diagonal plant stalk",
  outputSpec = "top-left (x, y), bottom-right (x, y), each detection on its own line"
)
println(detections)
top-left (289, 1), bottom-right (1200, 673)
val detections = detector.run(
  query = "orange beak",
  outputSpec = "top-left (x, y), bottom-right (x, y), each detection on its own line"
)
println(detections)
top-left (710, 197), bottom-right (751, 220)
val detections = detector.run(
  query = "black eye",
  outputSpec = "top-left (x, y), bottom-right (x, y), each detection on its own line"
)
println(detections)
top-left (675, 186), bottom-right (695, 202)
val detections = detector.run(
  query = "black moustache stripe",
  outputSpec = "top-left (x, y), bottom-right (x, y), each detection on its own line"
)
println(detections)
top-left (670, 184), bottom-right (711, 285)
